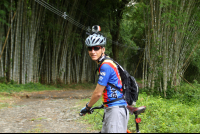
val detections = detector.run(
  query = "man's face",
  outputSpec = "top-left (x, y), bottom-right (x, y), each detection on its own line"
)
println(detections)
top-left (88, 46), bottom-right (105, 61)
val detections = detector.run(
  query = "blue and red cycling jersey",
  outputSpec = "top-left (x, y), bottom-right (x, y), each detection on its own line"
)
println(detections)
top-left (97, 59), bottom-right (127, 107)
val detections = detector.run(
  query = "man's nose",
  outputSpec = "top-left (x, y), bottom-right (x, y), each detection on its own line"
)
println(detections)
top-left (91, 49), bottom-right (96, 53)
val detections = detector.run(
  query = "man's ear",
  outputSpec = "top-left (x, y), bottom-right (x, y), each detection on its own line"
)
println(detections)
top-left (102, 47), bottom-right (105, 53)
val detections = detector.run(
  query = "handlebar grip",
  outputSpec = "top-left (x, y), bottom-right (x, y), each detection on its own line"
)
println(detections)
top-left (79, 105), bottom-right (103, 116)
top-left (79, 112), bottom-right (85, 116)
top-left (79, 109), bottom-right (94, 116)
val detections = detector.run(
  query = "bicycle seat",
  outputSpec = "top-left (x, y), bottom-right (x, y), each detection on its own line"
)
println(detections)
top-left (127, 106), bottom-right (146, 115)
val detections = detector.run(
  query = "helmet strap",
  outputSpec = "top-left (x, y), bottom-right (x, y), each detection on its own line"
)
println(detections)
top-left (97, 53), bottom-right (105, 63)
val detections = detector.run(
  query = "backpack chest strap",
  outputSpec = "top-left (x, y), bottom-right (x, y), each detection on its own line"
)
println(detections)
top-left (103, 97), bottom-right (124, 104)
top-left (107, 83), bottom-right (123, 93)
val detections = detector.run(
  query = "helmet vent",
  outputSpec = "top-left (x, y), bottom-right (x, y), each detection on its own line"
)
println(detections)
top-left (95, 39), bottom-right (100, 44)
top-left (92, 39), bottom-right (96, 44)
top-left (85, 32), bottom-right (106, 47)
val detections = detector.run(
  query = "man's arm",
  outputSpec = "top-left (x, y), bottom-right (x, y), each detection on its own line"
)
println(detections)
top-left (87, 84), bottom-right (105, 108)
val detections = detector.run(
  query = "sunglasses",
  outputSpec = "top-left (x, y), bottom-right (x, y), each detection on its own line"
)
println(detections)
top-left (87, 46), bottom-right (102, 51)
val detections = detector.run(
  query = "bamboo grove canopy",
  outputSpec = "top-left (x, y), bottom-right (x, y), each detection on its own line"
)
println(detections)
top-left (0, 0), bottom-right (200, 98)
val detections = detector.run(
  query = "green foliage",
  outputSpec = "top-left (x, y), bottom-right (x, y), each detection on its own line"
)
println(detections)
top-left (0, 102), bottom-right (9, 109)
top-left (0, 77), bottom-right (7, 83)
top-left (138, 94), bottom-right (200, 133)
top-left (159, 0), bottom-right (200, 83)
top-left (172, 82), bottom-right (200, 105)
top-left (10, 79), bottom-right (16, 85)
top-left (71, 33), bottom-right (83, 56)
top-left (159, 0), bottom-right (173, 8)
top-left (119, 2), bottom-right (145, 76)
top-left (22, 126), bottom-right (49, 133)
top-left (139, 0), bottom-right (200, 95)
top-left (141, 81), bottom-right (200, 106)
top-left (0, 1), bottom-right (8, 25)
top-left (0, 10), bottom-right (6, 16)
top-left (0, 82), bottom-right (61, 93)
top-left (0, 95), bottom-right (11, 109)
top-left (0, 82), bottom-right (96, 94)
top-left (185, 48), bottom-right (200, 82)
top-left (79, 93), bottom-right (200, 133)
top-left (0, 0), bottom-right (14, 26)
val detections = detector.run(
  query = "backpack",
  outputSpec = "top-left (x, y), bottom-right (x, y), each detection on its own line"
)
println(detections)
top-left (96, 57), bottom-right (139, 106)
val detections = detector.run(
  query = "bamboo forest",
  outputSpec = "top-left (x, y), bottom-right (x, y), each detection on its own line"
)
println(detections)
top-left (0, 0), bottom-right (200, 133)
top-left (0, 0), bottom-right (200, 97)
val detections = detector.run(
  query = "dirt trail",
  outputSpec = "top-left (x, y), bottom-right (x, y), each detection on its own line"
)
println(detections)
top-left (0, 82), bottom-right (143, 133)
top-left (0, 89), bottom-right (99, 133)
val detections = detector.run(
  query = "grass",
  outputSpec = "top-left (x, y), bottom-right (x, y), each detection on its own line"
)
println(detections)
top-left (0, 82), bottom-right (95, 109)
top-left (0, 94), bottom-right (11, 100)
top-left (22, 124), bottom-right (49, 133)
top-left (0, 82), bottom-right (58, 94)
top-left (0, 102), bottom-right (9, 109)
top-left (0, 81), bottom-right (199, 133)
top-left (0, 82), bottom-right (96, 94)
top-left (0, 95), bottom-right (12, 109)
top-left (0, 83), bottom-right (61, 109)
top-left (79, 93), bottom-right (200, 133)
top-left (30, 117), bottom-right (47, 121)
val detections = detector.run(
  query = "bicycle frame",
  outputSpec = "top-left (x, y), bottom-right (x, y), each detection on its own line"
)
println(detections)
top-left (80, 105), bottom-right (146, 133)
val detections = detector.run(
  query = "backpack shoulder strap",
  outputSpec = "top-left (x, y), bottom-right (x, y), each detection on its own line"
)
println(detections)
top-left (103, 57), bottom-right (125, 72)
top-left (98, 57), bottom-right (123, 93)
top-left (94, 56), bottom-right (123, 91)
top-left (95, 57), bottom-right (125, 104)
top-left (93, 56), bottom-right (111, 84)
top-left (107, 83), bottom-right (123, 93)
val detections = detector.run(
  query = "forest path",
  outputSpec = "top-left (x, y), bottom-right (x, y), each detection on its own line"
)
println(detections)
top-left (0, 82), bottom-right (143, 133)
top-left (0, 89), bottom-right (99, 133)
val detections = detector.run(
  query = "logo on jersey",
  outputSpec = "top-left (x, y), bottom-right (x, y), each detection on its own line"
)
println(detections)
top-left (99, 76), bottom-right (104, 81)
top-left (100, 72), bottom-right (106, 76)
top-left (111, 87), bottom-right (118, 98)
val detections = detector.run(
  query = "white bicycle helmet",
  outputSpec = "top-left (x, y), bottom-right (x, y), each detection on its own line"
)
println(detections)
top-left (85, 26), bottom-right (106, 47)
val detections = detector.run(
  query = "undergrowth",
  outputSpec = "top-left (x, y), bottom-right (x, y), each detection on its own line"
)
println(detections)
top-left (0, 81), bottom-right (199, 133)
top-left (141, 81), bottom-right (200, 106)
top-left (79, 94), bottom-right (200, 133)
top-left (0, 82), bottom-right (95, 94)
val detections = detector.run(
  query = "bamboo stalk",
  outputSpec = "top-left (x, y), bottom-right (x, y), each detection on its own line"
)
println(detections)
top-left (134, 51), bottom-right (144, 76)
top-left (0, 11), bottom-right (17, 61)
top-left (179, 74), bottom-right (195, 89)
top-left (180, 40), bottom-right (200, 70)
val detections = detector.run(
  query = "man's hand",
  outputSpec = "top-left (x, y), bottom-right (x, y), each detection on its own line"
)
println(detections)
top-left (80, 107), bottom-right (90, 115)
top-left (80, 103), bottom-right (91, 116)
top-left (80, 84), bottom-right (105, 116)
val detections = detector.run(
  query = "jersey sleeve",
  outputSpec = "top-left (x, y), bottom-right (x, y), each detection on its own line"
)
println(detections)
top-left (97, 63), bottom-right (112, 86)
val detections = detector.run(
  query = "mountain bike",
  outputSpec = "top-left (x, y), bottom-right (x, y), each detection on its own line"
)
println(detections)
top-left (80, 105), bottom-right (146, 133)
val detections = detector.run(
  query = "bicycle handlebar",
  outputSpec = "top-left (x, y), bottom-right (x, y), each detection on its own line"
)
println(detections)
top-left (79, 104), bottom-right (104, 116)
top-left (79, 104), bottom-right (146, 116)
top-left (91, 104), bottom-right (104, 110)
top-left (79, 104), bottom-right (146, 133)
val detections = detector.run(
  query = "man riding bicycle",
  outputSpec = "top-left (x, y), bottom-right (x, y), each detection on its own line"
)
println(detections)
top-left (80, 26), bottom-right (129, 133)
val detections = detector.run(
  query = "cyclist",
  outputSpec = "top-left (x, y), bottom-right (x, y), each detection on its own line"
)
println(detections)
top-left (80, 31), bottom-right (129, 133)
